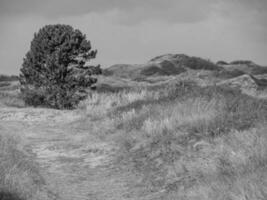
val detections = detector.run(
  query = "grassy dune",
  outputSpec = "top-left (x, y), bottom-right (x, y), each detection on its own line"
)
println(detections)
top-left (80, 82), bottom-right (267, 199)
top-left (0, 80), bottom-right (48, 200)
top-left (1, 77), bottom-right (267, 199)
top-left (0, 130), bottom-right (49, 200)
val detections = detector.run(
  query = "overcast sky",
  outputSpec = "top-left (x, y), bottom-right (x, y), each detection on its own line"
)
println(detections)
top-left (0, 0), bottom-right (267, 74)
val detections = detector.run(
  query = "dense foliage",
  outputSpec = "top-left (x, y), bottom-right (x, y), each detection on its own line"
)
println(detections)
top-left (20, 24), bottom-right (101, 109)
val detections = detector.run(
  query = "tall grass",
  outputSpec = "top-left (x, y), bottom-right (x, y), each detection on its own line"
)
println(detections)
top-left (0, 92), bottom-right (25, 108)
top-left (2, 77), bottom-right (266, 199)
top-left (78, 88), bottom-right (161, 118)
top-left (0, 81), bottom-right (24, 108)
top-left (80, 81), bottom-right (267, 199)
top-left (0, 130), bottom-right (50, 200)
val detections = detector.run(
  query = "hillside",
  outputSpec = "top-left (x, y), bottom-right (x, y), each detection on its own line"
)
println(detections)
top-left (104, 56), bottom-right (267, 83)
top-left (101, 55), bottom-right (267, 98)
top-left (218, 60), bottom-right (267, 75)
top-left (2, 80), bottom-right (267, 200)
top-left (1, 55), bottom-right (267, 200)
top-left (103, 54), bottom-right (221, 80)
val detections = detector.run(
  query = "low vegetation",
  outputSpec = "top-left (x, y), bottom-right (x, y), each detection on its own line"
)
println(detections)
top-left (0, 81), bottom-right (24, 108)
top-left (0, 92), bottom-right (25, 108)
top-left (79, 81), bottom-right (267, 199)
top-left (221, 60), bottom-right (267, 75)
top-left (0, 75), bottom-right (19, 82)
top-left (216, 61), bottom-right (229, 65)
top-left (0, 130), bottom-right (49, 200)
top-left (1, 74), bottom-right (267, 199)
top-left (213, 69), bottom-right (245, 79)
top-left (104, 54), bottom-right (221, 80)
top-left (2, 44), bottom-right (267, 198)
top-left (230, 60), bottom-right (254, 65)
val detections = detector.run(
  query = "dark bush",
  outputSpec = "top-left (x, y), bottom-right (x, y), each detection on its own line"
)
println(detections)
top-left (216, 61), bottom-right (228, 65)
top-left (0, 191), bottom-right (24, 200)
top-left (0, 82), bottom-right (11, 87)
top-left (150, 54), bottom-right (221, 71)
top-left (183, 56), bottom-right (219, 70)
top-left (230, 60), bottom-right (254, 65)
top-left (20, 24), bottom-right (101, 109)
top-left (251, 66), bottom-right (267, 75)
top-left (0, 75), bottom-right (19, 82)
top-left (141, 61), bottom-right (186, 76)
top-left (96, 83), bottom-right (132, 93)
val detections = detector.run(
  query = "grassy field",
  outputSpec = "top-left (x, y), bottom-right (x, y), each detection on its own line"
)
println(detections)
top-left (80, 81), bottom-right (267, 199)
top-left (0, 79), bottom-right (44, 200)
top-left (0, 126), bottom-right (51, 200)
top-left (0, 80), bottom-right (24, 108)
top-left (1, 76), bottom-right (267, 199)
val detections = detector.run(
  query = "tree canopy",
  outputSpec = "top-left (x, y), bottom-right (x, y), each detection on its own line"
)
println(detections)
top-left (20, 24), bottom-right (101, 109)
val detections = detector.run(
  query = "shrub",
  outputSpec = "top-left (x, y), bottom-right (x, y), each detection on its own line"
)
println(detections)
top-left (183, 56), bottom-right (220, 70)
top-left (0, 82), bottom-right (11, 88)
top-left (141, 62), bottom-right (186, 76)
top-left (216, 60), bottom-right (228, 65)
top-left (230, 60), bottom-right (254, 65)
top-left (251, 66), bottom-right (267, 75)
top-left (150, 54), bottom-right (221, 71)
top-left (0, 75), bottom-right (19, 82)
top-left (213, 69), bottom-right (245, 79)
top-left (20, 24), bottom-right (101, 109)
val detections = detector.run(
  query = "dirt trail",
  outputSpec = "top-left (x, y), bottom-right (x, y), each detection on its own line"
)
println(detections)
top-left (0, 108), bottom-right (145, 200)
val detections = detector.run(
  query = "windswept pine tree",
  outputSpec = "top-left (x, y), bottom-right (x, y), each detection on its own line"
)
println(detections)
top-left (20, 24), bottom-right (101, 109)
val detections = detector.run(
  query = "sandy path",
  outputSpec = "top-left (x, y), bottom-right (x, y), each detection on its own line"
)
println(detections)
top-left (0, 108), bottom-right (145, 200)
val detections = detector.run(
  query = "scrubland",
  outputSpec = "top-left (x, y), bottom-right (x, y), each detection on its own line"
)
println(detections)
top-left (0, 126), bottom-right (51, 200)
top-left (1, 76), bottom-right (267, 199)
top-left (80, 81), bottom-right (267, 199)
top-left (0, 80), bottom-right (47, 200)
top-left (0, 81), bottom-right (24, 108)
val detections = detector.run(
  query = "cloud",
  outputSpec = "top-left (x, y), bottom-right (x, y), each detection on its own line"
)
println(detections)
top-left (1, 0), bottom-right (267, 25)
top-left (1, 0), bottom-right (267, 23)
top-left (0, 0), bottom-right (220, 24)
top-left (213, 0), bottom-right (267, 43)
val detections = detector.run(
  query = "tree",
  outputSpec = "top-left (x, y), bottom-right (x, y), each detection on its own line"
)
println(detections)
top-left (20, 24), bottom-right (101, 109)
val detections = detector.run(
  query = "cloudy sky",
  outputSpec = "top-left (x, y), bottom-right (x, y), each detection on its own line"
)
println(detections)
top-left (0, 0), bottom-right (267, 74)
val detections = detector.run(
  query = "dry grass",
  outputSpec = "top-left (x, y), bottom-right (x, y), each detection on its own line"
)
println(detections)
top-left (2, 76), bottom-right (267, 199)
top-left (0, 92), bottom-right (25, 108)
top-left (0, 81), bottom-right (49, 200)
top-left (0, 81), bottom-right (25, 108)
top-left (79, 81), bottom-right (267, 199)
top-left (0, 129), bottom-right (50, 200)
top-left (78, 88), bottom-right (161, 119)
